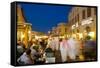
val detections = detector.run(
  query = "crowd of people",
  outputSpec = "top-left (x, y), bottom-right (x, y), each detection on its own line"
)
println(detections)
top-left (16, 35), bottom-right (96, 65)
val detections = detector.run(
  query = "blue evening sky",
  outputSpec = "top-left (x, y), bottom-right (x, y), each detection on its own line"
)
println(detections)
top-left (18, 3), bottom-right (73, 33)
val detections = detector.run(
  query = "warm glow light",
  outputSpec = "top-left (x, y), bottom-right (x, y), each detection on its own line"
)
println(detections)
top-left (72, 25), bottom-right (75, 29)
top-left (24, 24), bottom-right (26, 27)
top-left (28, 31), bottom-right (31, 34)
top-left (20, 32), bottom-right (24, 40)
top-left (59, 36), bottom-right (65, 38)
top-left (35, 35), bottom-right (39, 40)
top-left (88, 32), bottom-right (95, 38)
top-left (42, 36), bottom-right (48, 38)
top-left (79, 33), bottom-right (83, 39)
top-left (72, 34), bottom-right (76, 38)
top-left (21, 34), bottom-right (25, 39)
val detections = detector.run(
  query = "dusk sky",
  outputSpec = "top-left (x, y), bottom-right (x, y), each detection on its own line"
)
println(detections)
top-left (19, 3), bottom-right (73, 33)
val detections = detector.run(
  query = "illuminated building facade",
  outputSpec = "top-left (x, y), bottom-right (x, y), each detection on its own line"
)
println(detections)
top-left (51, 23), bottom-right (67, 36)
top-left (57, 23), bottom-right (67, 36)
top-left (17, 5), bottom-right (32, 48)
top-left (68, 7), bottom-right (97, 40)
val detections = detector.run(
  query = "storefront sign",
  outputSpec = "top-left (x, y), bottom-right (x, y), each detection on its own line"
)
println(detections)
top-left (81, 17), bottom-right (93, 25)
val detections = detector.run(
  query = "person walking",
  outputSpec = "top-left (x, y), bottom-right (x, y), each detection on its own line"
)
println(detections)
top-left (17, 49), bottom-right (34, 65)
top-left (53, 36), bottom-right (61, 63)
top-left (67, 38), bottom-right (80, 61)
top-left (60, 37), bottom-right (68, 62)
